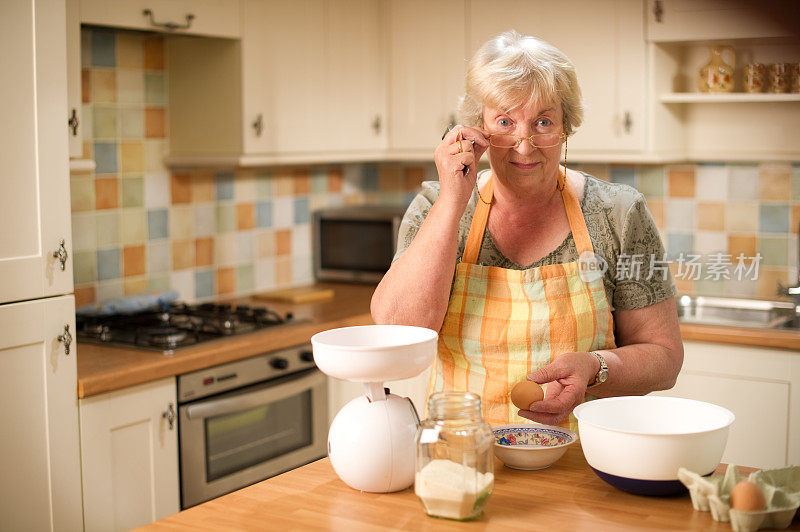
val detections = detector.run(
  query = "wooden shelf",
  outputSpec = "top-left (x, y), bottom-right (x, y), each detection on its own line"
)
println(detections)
top-left (660, 93), bottom-right (800, 103)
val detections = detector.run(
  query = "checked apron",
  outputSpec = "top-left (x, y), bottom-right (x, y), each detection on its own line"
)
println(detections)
top-left (427, 169), bottom-right (616, 431)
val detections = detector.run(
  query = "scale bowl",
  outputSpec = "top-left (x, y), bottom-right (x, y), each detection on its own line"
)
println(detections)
top-left (310, 325), bottom-right (437, 382)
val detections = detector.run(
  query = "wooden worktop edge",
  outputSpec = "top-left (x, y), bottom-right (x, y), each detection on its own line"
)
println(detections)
top-left (679, 323), bottom-right (800, 350)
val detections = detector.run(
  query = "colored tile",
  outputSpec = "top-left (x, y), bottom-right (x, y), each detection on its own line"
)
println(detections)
top-left (95, 177), bottom-right (119, 209)
top-left (292, 255), bottom-right (313, 284)
top-left (311, 167), bottom-right (328, 193)
top-left (123, 245), bottom-right (146, 277)
top-left (577, 164), bottom-right (609, 182)
top-left (756, 267), bottom-right (789, 299)
top-left (82, 139), bottom-right (93, 160)
top-left (171, 240), bottom-right (195, 270)
top-left (275, 229), bottom-right (292, 256)
top-left (145, 107), bottom-right (166, 138)
top-left (292, 226), bottom-right (311, 255)
top-left (610, 166), bottom-right (636, 188)
top-left (356, 164), bottom-right (377, 191)
top-left (94, 142), bottom-right (118, 174)
top-left (728, 234), bottom-right (757, 259)
top-left (120, 141), bottom-right (144, 174)
top-left (273, 197), bottom-right (294, 228)
top-left (192, 172), bottom-right (215, 202)
top-left (256, 201), bottom-right (273, 228)
top-left (664, 199), bottom-right (694, 232)
top-left (696, 202), bottom-right (726, 231)
top-left (148, 275), bottom-right (170, 293)
top-left (256, 230), bottom-right (275, 258)
top-left (120, 107), bottom-right (144, 139)
top-left (90, 29), bottom-right (116, 67)
top-left (293, 168), bottom-right (311, 194)
top-left (96, 248), bottom-right (121, 281)
top-left (403, 166), bottom-right (425, 191)
top-left (143, 36), bottom-right (165, 70)
top-left (144, 171), bottom-right (169, 208)
top-left (144, 72), bottom-right (166, 105)
top-left (726, 202), bottom-right (759, 232)
top-left (792, 164), bottom-right (800, 200)
top-left (117, 69), bottom-right (144, 104)
top-left (695, 163), bottom-right (728, 201)
top-left (116, 33), bottom-right (143, 69)
top-left (170, 270), bottom-right (194, 301)
top-left (81, 69), bottom-right (91, 103)
top-left (121, 176), bottom-right (144, 207)
top-left (255, 172), bottom-right (273, 198)
top-left (195, 237), bottom-right (214, 267)
top-left (214, 234), bottom-right (237, 265)
top-left (694, 231), bottom-right (727, 255)
top-left (294, 198), bottom-right (310, 224)
top-left (694, 276), bottom-right (727, 297)
top-left (91, 69), bottom-right (116, 103)
top-left (170, 206), bottom-right (194, 240)
top-left (123, 276), bottom-right (148, 296)
top-left (255, 258), bottom-right (275, 290)
top-left (70, 175), bottom-right (95, 212)
top-left (96, 211), bottom-right (120, 247)
top-left (93, 107), bottom-right (118, 139)
top-left (759, 204), bottom-right (790, 233)
top-left (758, 236), bottom-right (789, 267)
top-left (236, 264), bottom-right (255, 293)
top-left (275, 256), bottom-right (293, 285)
top-left (195, 269), bottom-right (215, 299)
top-left (759, 164), bottom-right (791, 200)
top-left (666, 233), bottom-right (694, 261)
top-left (273, 170), bottom-right (294, 196)
top-left (328, 167), bottom-right (344, 192)
top-left (171, 173), bottom-right (192, 204)
top-left (194, 204), bottom-right (215, 236)
top-left (233, 170), bottom-right (256, 200)
top-left (144, 140), bottom-right (167, 172)
top-left (215, 204), bottom-right (235, 233)
top-left (727, 165), bottom-right (759, 201)
top-left (121, 208), bottom-right (147, 244)
top-left (645, 198), bottom-right (664, 229)
top-left (71, 212), bottom-right (97, 252)
top-left (216, 267), bottom-right (236, 295)
top-left (147, 241), bottom-right (170, 272)
top-left (237, 203), bottom-right (255, 230)
top-left (147, 208), bottom-right (169, 240)
top-left (96, 279), bottom-right (124, 303)
top-left (636, 166), bottom-right (665, 198)
top-left (215, 172), bottom-right (234, 200)
top-left (74, 285), bottom-right (96, 308)
top-left (236, 232), bottom-right (254, 263)
top-left (73, 250), bottom-right (97, 284)
top-left (792, 205), bottom-right (800, 234)
top-left (667, 167), bottom-right (695, 197)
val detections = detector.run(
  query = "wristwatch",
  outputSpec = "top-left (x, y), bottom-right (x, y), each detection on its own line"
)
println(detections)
top-left (587, 351), bottom-right (608, 388)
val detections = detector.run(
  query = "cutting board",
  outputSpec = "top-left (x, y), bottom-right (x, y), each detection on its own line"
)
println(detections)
top-left (253, 286), bottom-right (335, 304)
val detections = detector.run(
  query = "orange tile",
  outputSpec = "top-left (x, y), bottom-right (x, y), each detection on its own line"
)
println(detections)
top-left (404, 166), bottom-right (425, 191)
top-left (378, 166), bottom-right (403, 191)
top-left (81, 69), bottom-right (91, 103)
top-left (275, 257), bottom-right (292, 285)
top-left (172, 240), bottom-right (195, 270)
top-left (328, 167), bottom-right (343, 192)
top-left (792, 205), bottom-right (800, 234)
top-left (143, 36), bottom-right (165, 70)
top-left (236, 203), bottom-right (255, 230)
top-left (645, 198), bottom-right (664, 230)
top-left (91, 69), bottom-right (116, 103)
top-left (757, 267), bottom-right (789, 299)
top-left (145, 107), bottom-right (166, 138)
top-left (696, 202), bottom-right (726, 231)
top-left (759, 164), bottom-right (791, 200)
top-left (274, 170), bottom-right (294, 196)
top-left (171, 173), bottom-right (192, 204)
top-left (120, 141), bottom-right (144, 174)
top-left (124, 277), bottom-right (148, 295)
top-left (74, 285), bottom-right (96, 307)
top-left (669, 263), bottom-right (695, 295)
top-left (95, 177), bottom-right (119, 210)
top-left (578, 165), bottom-right (609, 182)
top-left (216, 267), bottom-right (236, 295)
top-left (728, 234), bottom-right (757, 259)
top-left (195, 237), bottom-right (214, 267)
top-left (668, 167), bottom-right (695, 197)
top-left (293, 168), bottom-right (310, 194)
top-left (275, 229), bottom-right (292, 255)
top-left (192, 172), bottom-right (215, 202)
top-left (123, 245), bottom-right (146, 277)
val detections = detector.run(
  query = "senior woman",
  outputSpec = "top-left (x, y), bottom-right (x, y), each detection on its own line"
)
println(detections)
top-left (371, 30), bottom-right (683, 430)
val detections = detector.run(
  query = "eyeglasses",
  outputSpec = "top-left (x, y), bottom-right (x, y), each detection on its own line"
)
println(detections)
top-left (488, 132), bottom-right (567, 148)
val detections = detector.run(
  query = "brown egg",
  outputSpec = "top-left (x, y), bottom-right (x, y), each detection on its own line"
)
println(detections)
top-left (730, 480), bottom-right (767, 512)
top-left (510, 380), bottom-right (544, 410)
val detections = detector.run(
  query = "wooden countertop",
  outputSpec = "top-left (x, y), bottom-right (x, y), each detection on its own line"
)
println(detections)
top-left (142, 446), bottom-right (789, 531)
top-left (78, 284), bottom-right (800, 398)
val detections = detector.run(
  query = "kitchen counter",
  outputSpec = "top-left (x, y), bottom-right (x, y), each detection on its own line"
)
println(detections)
top-left (141, 445), bottom-right (785, 531)
top-left (78, 284), bottom-right (800, 398)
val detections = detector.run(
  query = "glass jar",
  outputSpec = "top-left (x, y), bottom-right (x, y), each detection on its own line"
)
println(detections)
top-left (414, 392), bottom-right (494, 521)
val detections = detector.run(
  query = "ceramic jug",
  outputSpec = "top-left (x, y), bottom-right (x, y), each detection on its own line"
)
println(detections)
top-left (698, 46), bottom-right (735, 93)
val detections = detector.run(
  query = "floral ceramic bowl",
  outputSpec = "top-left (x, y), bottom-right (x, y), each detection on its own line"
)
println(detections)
top-left (493, 424), bottom-right (577, 470)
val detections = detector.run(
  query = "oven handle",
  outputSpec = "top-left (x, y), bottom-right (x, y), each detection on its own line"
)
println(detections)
top-left (185, 370), bottom-right (327, 420)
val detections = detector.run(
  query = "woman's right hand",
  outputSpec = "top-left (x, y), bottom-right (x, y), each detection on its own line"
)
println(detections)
top-left (434, 125), bottom-right (489, 209)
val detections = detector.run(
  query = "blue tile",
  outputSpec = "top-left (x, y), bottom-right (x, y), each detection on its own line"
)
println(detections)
top-left (96, 248), bottom-right (120, 281)
top-left (759, 204), bottom-right (790, 233)
top-left (215, 172), bottom-right (234, 200)
top-left (361, 163), bottom-right (380, 191)
top-left (294, 198), bottom-right (310, 224)
top-left (610, 167), bottom-right (636, 188)
top-left (194, 269), bottom-right (214, 299)
top-left (147, 209), bottom-right (169, 240)
top-left (94, 142), bottom-right (118, 174)
top-left (256, 201), bottom-right (273, 228)
top-left (90, 29), bottom-right (116, 67)
top-left (666, 233), bottom-right (694, 261)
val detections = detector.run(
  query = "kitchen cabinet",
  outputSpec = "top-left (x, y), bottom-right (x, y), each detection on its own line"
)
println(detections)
top-left (1, 0), bottom-right (74, 305)
top-left (80, 377), bottom-right (180, 531)
top-left (80, 0), bottom-right (241, 39)
top-left (468, 0), bottom-right (647, 160)
top-left (167, 0), bottom-right (386, 166)
top-left (386, 0), bottom-right (466, 156)
top-left (651, 340), bottom-right (800, 469)
top-left (66, 0), bottom-right (83, 160)
top-left (0, 295), bottom-right (83, 531)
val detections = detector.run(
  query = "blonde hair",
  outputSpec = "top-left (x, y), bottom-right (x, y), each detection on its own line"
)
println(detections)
top-left (458, 30), bottom-right (583, 136)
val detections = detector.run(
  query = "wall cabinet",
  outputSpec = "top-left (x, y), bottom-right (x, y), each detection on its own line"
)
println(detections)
top-left (652, 340), bottom-right (800, 469)
top-left (80, 378), bottom-right (180, 532)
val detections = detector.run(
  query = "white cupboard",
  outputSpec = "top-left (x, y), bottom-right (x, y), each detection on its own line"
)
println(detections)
top-left (80, 378), bottom-right (180, 532)
top-left (652, 340), bottom-right (800, 469)
top-left (0, 296), bottom-right (83, 532)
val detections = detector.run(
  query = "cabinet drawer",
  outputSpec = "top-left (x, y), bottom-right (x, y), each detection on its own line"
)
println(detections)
top-left (80, 0), bottom-right (241, 39)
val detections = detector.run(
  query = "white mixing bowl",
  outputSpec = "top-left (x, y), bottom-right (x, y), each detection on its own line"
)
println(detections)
top-left (573, 396), bottom-right (735, 496)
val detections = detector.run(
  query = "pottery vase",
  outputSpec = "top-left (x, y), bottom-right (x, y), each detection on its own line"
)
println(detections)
top-left (698, 46), bottom-right (735, 93)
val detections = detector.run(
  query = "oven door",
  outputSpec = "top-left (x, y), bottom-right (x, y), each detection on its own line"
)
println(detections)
top-left (179, 368), bottom-right (328, 508)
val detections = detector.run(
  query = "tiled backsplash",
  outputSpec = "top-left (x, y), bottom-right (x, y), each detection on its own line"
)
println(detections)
top-left (71, 28), bottom-right (798, 307)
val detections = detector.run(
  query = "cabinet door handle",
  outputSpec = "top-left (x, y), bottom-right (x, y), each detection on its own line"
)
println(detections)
top-left (52, 239), bottom-right (68, 271)
top-left (372, 114), bottom-right (382, 135)
top-left (57, 324), bottom-right (72, 355)
top-left (253, 114), bottom-right (264, 137)
top-left (653, 0), bottom-right (663, 23)
top-left (142, 9), bottom-right (195, 31)
top-left (68, 109), bottom-right (79, 136)
top-left (162, 403), bottom-right (176, 430)
top-left (623, 111), bottom-right (633, 134)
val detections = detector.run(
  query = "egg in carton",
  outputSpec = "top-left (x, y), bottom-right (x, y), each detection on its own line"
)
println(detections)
top-left (678, 465), bottom-right (800, 532)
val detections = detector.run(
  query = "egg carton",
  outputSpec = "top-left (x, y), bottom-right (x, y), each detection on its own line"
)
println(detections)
top-left (678, 465), bottom-right (800, 532)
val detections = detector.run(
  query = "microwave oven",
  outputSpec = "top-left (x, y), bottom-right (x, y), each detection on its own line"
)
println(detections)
top-left (312, 205), bottom-right (406, 283)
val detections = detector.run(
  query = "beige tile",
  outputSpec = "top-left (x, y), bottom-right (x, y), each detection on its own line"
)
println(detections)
top-left (192, 172), bottom-right (215, 202)
top-left (91, 69), bottom-right (116, 103)
top-left (121, 208), bottom-right (146, 244)
top-left (116, 69), bottom-right (144, 104)
top-left (756, 267), bottom-right (789, 299)
top-left (144, 140), bottom-right (167, 173)
top-left (117, 33), bottom-right (143, 69)
top-left (273, 169), bottom-right (294, 196)
top-left (124, 276), bottom-right (148, 295)
top-left (70, 175), bottom-right (95, 212)
top-left (696, 202), bottom-right (726, 231)
top-left (759, 163), bottom-right (791, 200)
top-left (214, 234), bottom-right (237, 266)
top-left (172, 240), bottom-right (195, 270)
top-left (120, 141), bottom-right (144, 174)
top-left (645, 198), bottom-right (664, 230)
top-left (256, 230), bottom-right (275, 258)
top-left (275, 256), bottom-right (293, 286)
top-left (170, 205), bottom-right (194, 240)
top-left (725, 202), bottom-right (759, 232)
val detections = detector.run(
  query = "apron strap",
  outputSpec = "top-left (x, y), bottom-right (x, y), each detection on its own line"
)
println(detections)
top-left (461, 168), bottom-right (594, 265)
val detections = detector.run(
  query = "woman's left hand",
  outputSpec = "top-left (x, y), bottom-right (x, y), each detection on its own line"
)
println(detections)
top-left (517, 351), bottom-right (598, 425)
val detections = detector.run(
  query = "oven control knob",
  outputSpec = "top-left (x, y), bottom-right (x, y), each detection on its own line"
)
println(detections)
top-left (270, 357), bottom-right (289, 370)
top-left (299, 351), bottom-right (314, 363)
